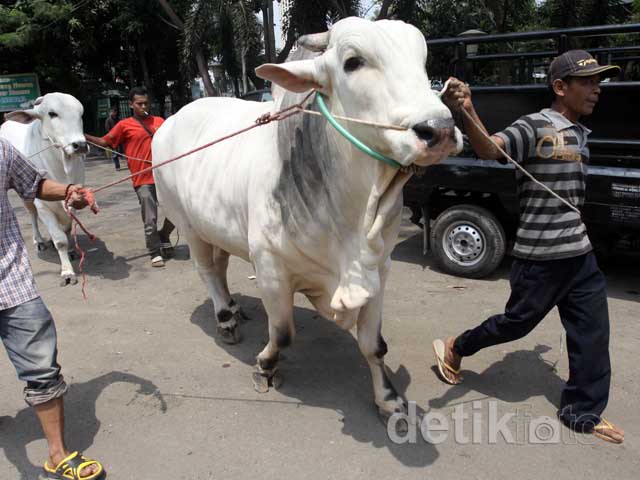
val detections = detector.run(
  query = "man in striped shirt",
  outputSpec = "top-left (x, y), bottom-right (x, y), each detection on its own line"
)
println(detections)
top-left (432, 50), bottom-right (624, 443)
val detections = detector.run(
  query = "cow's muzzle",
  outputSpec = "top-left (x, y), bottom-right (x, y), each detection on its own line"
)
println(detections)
top-left (71, 141), bottom-right (89, 154)
top-left (412, 118), bottom-right (455, 148)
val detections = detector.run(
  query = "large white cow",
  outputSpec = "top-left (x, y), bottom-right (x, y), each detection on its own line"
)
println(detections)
top-left (0, 93), bottom-right (88, 285)
top-left (153, 17), bottom-right (462, 420)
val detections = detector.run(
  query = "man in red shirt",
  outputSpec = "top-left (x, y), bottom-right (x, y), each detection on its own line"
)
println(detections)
top-left (86, 87), bottom-right (174, 267)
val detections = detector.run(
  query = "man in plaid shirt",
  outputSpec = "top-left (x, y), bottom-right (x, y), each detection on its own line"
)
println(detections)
top-left (0, 138), bottom-right (104, 479)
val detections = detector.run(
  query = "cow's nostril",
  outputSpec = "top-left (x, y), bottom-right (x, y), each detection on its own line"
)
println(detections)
top-left (412, 122), bottom-right (439, 148)
top-left (72, 142), bottom-right (79, 149)
top-left (72, 142), bottom-right (87, 151)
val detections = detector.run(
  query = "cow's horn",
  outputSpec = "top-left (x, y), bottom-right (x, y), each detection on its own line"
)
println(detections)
top-left (298, 31), bottom-right (330, 52)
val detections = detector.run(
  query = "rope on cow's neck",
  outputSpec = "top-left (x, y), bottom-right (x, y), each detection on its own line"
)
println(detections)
top-left (313, 93), bottom-right (404, 169)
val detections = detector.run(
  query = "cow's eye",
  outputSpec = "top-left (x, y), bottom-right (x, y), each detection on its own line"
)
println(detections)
top-left (343, 57), bottom-right (364, 73)
top-left (48, 111), bottom-right (58, 118)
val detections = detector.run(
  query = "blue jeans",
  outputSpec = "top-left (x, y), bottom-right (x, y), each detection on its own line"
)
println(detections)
top-left (0, 297), bottom-right (68, 406)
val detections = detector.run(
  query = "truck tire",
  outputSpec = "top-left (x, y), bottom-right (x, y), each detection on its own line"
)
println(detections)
top-left (431, 204), bottom-right (506, 278)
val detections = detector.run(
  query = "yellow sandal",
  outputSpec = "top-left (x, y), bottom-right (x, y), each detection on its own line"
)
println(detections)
top-left (432, 339), bottom-right (462, 385)
top-left (43, 451), bottom-right (104, 479)
top-left (592, 418), bottom-right (624, 444)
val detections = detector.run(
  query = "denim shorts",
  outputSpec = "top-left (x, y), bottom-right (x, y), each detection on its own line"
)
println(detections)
top-left (0, 297), bottom-right (68, 406)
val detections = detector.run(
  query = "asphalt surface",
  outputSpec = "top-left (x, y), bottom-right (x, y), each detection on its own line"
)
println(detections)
top-left (1, 155), bottom-right (638, 480)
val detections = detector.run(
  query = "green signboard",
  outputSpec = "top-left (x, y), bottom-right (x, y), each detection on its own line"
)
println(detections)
top-left (0, 73), bottom-right (41, 112)
top-left (97, 98), bottom-right (110, 119)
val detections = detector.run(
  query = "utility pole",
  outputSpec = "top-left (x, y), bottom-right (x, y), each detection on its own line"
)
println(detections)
top-left (262, 0), bottom-right (276, 63)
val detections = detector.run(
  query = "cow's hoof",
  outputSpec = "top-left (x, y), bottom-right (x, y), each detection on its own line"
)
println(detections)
top-left (252, 368), bottom-right (281, 393)
top-left (217, 324), bottom-right (242, 345)
top-left (59, 274), bottom-right (77, 286)
top-left (378, 406), bottom-right (411, 435)
top-left (231, 307), bottom-right (250, 323)
top-left (36, 242), bottom-right (48, 252)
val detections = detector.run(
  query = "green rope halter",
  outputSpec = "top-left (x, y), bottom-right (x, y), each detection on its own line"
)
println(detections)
top-left (315, 93), bottom-right (402, 169)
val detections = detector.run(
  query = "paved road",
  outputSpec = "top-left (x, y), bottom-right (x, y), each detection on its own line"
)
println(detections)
top-left (1, 156), bottom-right (638, 479)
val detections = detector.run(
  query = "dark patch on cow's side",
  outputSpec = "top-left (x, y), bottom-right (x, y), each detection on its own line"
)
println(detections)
top-left (217, 309), bottom-right (233, 324)
top-left (258, 353), bottom-right (279, 371)
top-left (375, 335), bottom-right (388, 359)
top-left (272, 49), bottom-right (346, 238)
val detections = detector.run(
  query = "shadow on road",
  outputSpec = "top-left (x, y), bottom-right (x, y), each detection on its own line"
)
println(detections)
top-left (0, 371), bottom-right (166, 480)
top-left (427, 344), bottom-right (565, 411)
top-left (34, 236), bottom-right (133, 282)
top-left (190, 296), bottom-right (440, 468)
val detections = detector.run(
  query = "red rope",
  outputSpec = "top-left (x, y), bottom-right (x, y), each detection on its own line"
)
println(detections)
top-left (65, 91), bottom-right (314, 299)
top-left (64, 188), bottom-right (99, 299)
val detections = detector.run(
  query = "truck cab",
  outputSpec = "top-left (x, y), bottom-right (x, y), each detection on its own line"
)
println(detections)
top-left (404, 24), bottom-right (640, 278)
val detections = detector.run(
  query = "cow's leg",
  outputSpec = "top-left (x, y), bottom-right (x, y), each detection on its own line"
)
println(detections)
top-left (253, 258), bottom-right (294, 393)
top-left (212, 247), bottom-right (247, 321)
top-left (37, 206), bottom-right (76, 286)
top-left (24, 200), bottom-right (48, 251)
top-left (185, 232), bottom-right (242, 344)
top-left (356, 260), bottom-right (406, 421)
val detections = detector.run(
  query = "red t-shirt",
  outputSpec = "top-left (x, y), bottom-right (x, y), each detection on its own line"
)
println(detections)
top-left (103, 116), bottom-right (164, 188)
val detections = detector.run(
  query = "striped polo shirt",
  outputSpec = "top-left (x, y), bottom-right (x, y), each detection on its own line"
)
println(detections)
top-left (494, 108), bottom-right (592, 261)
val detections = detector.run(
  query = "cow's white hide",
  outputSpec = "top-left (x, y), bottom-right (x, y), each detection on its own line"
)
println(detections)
top-left (0, 93), bottom-right (88, 285)
top-left (153, 17), bottom-right (461, 418)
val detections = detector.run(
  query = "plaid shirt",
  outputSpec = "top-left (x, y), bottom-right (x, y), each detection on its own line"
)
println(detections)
top-left (0, 138), bottom-right (44, 310)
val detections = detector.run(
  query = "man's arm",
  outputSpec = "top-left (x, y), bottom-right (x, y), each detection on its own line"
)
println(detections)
top-left (37, 180), bottom-right (89, 209)
top-left (84, 133), bottom-right (111, 149)
top-left (441, 77), bottom-right (505, 160)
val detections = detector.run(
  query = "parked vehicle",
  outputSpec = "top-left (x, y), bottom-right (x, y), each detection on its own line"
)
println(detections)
top-left (240, 89), bottom-right (273, 102)
top-left (404, 23), bottom-right (640, 278)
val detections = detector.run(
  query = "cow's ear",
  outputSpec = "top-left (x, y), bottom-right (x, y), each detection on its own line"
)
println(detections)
top-left (4, 109), bottom-right (40, 124)
top-left (256, 59), bottom-right (324, 93)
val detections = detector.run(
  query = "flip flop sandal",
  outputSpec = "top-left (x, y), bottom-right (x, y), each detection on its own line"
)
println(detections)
top-left (43, 451), bottom-right (105, 479)
top-left (592, 418), bottom-right (624, 444)
top-left (432, 339), bottom-right (462, 385)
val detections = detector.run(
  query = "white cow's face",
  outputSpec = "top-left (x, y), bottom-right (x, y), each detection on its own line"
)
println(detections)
top-left (5, 93), bottom-right (88, 157)
top-left (256, 17), bottom-right (463, 167)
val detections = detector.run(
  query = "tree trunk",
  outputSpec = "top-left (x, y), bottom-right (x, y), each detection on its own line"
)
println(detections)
top-left (241, 46), bottom-right (248, 94)
top-left (137, 40), bottom-right (152, 93)
top-left (157, 0), bottom-right (184, 28)
top-left (262, 0), bottom-right (276, 63)
top-left (157, 0), bottom-right (215, 96)
top-left (377, 0), bottom-right (394, 19)
top-left (276, 31), bottom-right (297, 63)
top-left (196, 51), bottom-right (216, 96)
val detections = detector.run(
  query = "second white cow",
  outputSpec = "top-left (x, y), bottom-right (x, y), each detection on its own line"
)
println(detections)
top-left (0, 93), bottom-right (88, 285)
top-left (153, 17), bottom-right (462, 420)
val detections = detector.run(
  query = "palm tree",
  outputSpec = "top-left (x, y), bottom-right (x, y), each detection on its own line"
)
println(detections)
top-left (278, 0), bottom-right (361, 61)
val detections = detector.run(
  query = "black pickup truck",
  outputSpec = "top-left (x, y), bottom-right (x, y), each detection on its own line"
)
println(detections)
top-left (404, 24), bottom-right (640, 278)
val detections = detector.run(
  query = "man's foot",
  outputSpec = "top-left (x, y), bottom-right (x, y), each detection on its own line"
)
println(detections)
top-left (151, 255), bottom-right (165, 267)
top-left (592, 418), bottom-right (624, 444)
top-left (45, 450), bottom-right (103, 479)
top-left (432, 337), bottom-right (463, 384)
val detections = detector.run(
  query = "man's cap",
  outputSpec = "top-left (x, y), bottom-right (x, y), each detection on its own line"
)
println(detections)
top-left (548, 50), bottom-right (620, 83)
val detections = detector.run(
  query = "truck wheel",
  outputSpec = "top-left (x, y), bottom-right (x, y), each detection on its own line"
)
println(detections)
top-left (431, 204), bottom-right (506, 278)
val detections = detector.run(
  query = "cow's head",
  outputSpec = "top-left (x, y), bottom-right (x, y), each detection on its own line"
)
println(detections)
top-left (256, 17), bottom-right (462, 167)
top-left (5, 93), bottom-right (88, 157)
